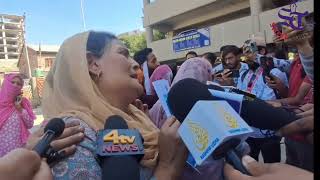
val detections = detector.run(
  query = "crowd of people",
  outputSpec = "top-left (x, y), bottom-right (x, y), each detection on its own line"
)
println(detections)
top-left (0, 12), bottom-right (314, 180)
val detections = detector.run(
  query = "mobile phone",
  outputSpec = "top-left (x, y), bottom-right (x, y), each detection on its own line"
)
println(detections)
top-left (214, 70), bottom-right (223, 78)
top-left (229, 88), bottom-right (257, 99)
top-left (250, 41), bottom-right (258, 53)
top-left (268, 74), bottom-right (275, 81)
top-left (260, 56), bottom-right (275, 72)
top-left (215, 69), bottom-right (239, 78)
top-left (15, 96), bottom-right (22, 103)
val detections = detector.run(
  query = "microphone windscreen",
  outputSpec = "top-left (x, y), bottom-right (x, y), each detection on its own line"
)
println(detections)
top-left (241, 99), bottom-right (298, 130)
top-left (44, 118), bottom-right (65, 138)
top-left (104, 115), bottom-right (128, 129)
top-left (167, 78), bottom-right (216, 122)
top-left (101, 115), bottom-right (140, 180)
top-left (167, 78), bottom-right (298, 131)
top-left (103, 156), bottom-right (140, 180)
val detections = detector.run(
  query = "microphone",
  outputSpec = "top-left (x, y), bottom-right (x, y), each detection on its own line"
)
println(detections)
top-left (168, 79), bottom-right (252, 175)
top-left (33, 118), bottom-right (65, 157)
top-left (169, 78), bottom-right (298, 130)
top-left (96, 115), bottom-right (144, 180)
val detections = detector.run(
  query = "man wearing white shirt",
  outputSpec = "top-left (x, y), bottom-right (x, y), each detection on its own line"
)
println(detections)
top-left (239, 37), bottom-right (288, 164)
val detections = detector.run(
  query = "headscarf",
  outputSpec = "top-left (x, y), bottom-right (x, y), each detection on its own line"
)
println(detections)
top-left (149, 57), bottom-right (212, 128)
top-left (0, 74), bottom-right (35, 143)
top-left (42, 31), bottom-right (159, 168)
top-left (149, 65), bottom-right (173, 95)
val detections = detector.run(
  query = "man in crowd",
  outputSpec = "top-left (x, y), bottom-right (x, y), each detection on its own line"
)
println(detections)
top-left (202, 52), bottom-right (217, 67)
top-left (133, 48), bottom-right (160, 108)
top-left (239, 37), bottom-right (289, 164)
top-left (266, 16), bottom-right (314, 172)
top-left (185, 51), bottom-right (198, 60)
top-left (133, 48), bottom-right (160, 77)
top-left (212, 45), bottom-right (248, 86)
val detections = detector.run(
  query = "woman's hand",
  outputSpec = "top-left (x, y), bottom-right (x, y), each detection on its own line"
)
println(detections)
top-left (224, 155), bottom-right (313, 180)
top-left (25, 121), bottom-right (85, 156)
top-left (133, 99), bottom-right (150, 118)
top-left (155, 117), bottom-right (189, 180)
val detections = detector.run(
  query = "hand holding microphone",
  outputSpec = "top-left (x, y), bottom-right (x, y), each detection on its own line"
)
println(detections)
top-left (97, 115), bottom-right (144, 180)
top-left (155, 117), bottom-right (189, 180)
top-left (26, 120), bottom-right (85, 157)
top-left (30, 118), bottom-right (84, 166)
top-left (166, 78), bottom-right (302, 175)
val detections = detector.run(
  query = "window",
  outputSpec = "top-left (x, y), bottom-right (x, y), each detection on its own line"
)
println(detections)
top-left (45, 58), bottom-right (54, 68)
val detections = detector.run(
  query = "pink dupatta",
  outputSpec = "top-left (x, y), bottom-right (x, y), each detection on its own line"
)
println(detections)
top-left (0, 74), bottom-right (36, 143)
top-left (149, 64), bottom-right (173, 95)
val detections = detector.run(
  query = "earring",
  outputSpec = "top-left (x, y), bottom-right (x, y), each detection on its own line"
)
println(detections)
top-left (95, 71), bottom-right (101, 81)
top-left (97, 72), bottom-right (101, 79)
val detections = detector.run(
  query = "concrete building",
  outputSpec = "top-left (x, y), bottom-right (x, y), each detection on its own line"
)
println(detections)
top-left (18, 44), bottom-right (59, 78)
top-left (143, 0), bottom-right (314, 62)
top-left (0, 14), bottom-right (25, 72)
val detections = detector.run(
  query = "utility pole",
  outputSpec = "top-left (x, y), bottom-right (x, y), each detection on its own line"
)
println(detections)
top-left (22, 13), bottom-right (32, 78)
top-left (80, 0), bottom-right (86, 30)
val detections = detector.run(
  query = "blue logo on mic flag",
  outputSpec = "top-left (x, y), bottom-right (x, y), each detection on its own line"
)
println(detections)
top-left (178, 101), bottom-right (253, 165)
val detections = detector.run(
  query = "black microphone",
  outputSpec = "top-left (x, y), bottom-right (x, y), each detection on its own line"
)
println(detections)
top-left (33, 118), bottom-right (65, 157)
top-left (167, 78), bottom-right (251, 175)
top-left (169, 78), bottom-right (297, 130)
top-left (97, 115), bottom-right (144, 180)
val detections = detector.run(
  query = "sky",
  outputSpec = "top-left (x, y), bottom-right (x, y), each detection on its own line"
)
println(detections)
top-left (0, 0), bottom-right (144, 45)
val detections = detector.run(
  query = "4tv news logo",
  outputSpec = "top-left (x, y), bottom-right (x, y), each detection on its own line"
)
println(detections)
top-left (96, 129), bottom-right (144, 156)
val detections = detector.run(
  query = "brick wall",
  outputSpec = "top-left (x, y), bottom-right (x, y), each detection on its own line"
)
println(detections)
top-left (18, 47), bottom-right (38, 78)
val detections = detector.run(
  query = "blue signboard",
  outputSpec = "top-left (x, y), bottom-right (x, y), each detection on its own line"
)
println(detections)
top-left (173, 28), bottom-right (211, 52)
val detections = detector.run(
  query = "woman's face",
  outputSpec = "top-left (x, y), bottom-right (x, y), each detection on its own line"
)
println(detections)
top-left (11, 76), bottom-right (23, 88)
top-left (93, 41), bottom-right (144, 103)
top-left (147, 53), bottom-right (159, 71)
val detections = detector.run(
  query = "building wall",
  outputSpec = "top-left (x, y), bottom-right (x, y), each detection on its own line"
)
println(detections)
top-left (0, 14), bottom-right (24, 60)
top-left (18, 47), bottom-right (38, 78)
top-left (18, 47), bottom-right (57, 78)
top-left (37, 53), bottom-right (56, 71)
top-left (144, 0), bottom-right (218, 27)
top-left (147, 0), bottom-right (313, 62)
